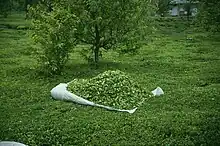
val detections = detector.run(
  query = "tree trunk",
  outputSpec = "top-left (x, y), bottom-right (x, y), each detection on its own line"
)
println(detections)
top-left (94, 47), bottom-right (99, 65)
top-left (94, 24), bottom-right (100, 68)
top-left (25, 0), bottom-right (29, 19)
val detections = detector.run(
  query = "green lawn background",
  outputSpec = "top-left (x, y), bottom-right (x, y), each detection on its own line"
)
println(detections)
top-left (0, 13), bottom-right (220, 145)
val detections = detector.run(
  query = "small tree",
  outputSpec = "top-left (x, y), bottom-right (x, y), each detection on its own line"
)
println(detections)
top-left (184, 2), bottom-right (191, 20)
top-left (29, 0), bottom-right (154, 74)
top-left (196, 0), bottom-right (220, 32)
top-left (67, 0), bottom-right (154, 66)
top-left (29, 1), bottom-right (77, 74)
top-left (156, 0), bottom-right (171, 17)
top-left (184, 0), bottom-right (196, 21)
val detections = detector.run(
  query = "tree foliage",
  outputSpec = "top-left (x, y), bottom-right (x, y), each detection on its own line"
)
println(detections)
top-left (0, 0), bottom-right (40, 17)
top-left (184, 1), bottom-right (191, 19)
top-left (29, 0), bottom-right (154, 73)
top-left (0, 0), bottom-right (12, 17)
top-left (196, 0), bottom-right (220, 32)
top-left (29, 1), bottom-right (77, 74)
top-left (68, 0), bottom-right (154, 65)
top-left (155, 0), bottom-right (171, 16)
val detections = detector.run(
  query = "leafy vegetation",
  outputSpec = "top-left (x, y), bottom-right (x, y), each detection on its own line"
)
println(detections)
top-left (0, 12), bottom-right (220, 146)
top-left (29, 1), bottom-right (77, 74)
top-left (67, 70), bottom-right (148, 109)
top-left (183, 0), bottom-right (195, 20)
top-left (155, 0), bottom-right (171, 16)
top-left (28, 0), bottom-right (154, 72)
top-left (70, 0), bottom-right (153, 65)
top-left (0, 0), bottom-right (12, 17)
top-left (196, 0), bottom-right (220, 32)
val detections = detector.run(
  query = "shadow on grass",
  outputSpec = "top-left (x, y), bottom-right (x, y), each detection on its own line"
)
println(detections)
top-left (3, 60), bottom-right (136, 84)
top-left (62, 60), bottom-right (135, 79)
top-left (4, 56), bottom-right (191, 84)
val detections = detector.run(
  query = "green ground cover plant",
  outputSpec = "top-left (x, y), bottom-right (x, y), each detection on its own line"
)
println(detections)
top-left (0, 13), bottom-right (220, 146)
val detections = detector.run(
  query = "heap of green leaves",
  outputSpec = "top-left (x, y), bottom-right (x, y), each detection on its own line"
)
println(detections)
top-left (67, 70), bottom-right (148, 109)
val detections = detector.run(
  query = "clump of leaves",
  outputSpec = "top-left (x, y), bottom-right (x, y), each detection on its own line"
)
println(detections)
top-left (196, 0), bottom-right (220, 32)
top-left (29, 1), bottom-right (77, 75)
top-left (67, 70), bottom-right (149, 109)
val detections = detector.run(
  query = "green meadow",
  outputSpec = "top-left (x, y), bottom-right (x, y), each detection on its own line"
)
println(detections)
top-left (0, 14), bottom-right (220, 145)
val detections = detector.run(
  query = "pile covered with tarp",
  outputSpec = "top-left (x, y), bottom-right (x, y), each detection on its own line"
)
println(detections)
top-left (51, 70), bottom-right (150, 113)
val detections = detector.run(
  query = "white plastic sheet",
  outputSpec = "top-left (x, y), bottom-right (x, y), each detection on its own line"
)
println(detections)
top-left (50, 83), bottom-right (137, 114)
top-left (151, 87), bottom-right (164, 96)
top-left (0, 141), bottom-right (26, 146)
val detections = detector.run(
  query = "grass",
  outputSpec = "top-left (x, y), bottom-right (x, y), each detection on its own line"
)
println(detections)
top-left (0, 13), bottom-right (220, 146)
top-left (0, 12), bottom-right (30, 29)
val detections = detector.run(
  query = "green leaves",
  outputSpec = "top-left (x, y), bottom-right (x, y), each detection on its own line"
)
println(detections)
top-left (155, 0), bottom-right (171, 16)
top-left (29, 0), bottom-right (154, 73)
top-left (0, 0), bottom-right (11, 17)
top-left (67, 70), bottom-right (149, 109)
top-left (71, 0), bottom-right (154, 63)
top-left (196, 0), bottom-right (220, 32)
top-left (29, 1), bottom-right (78, 74)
